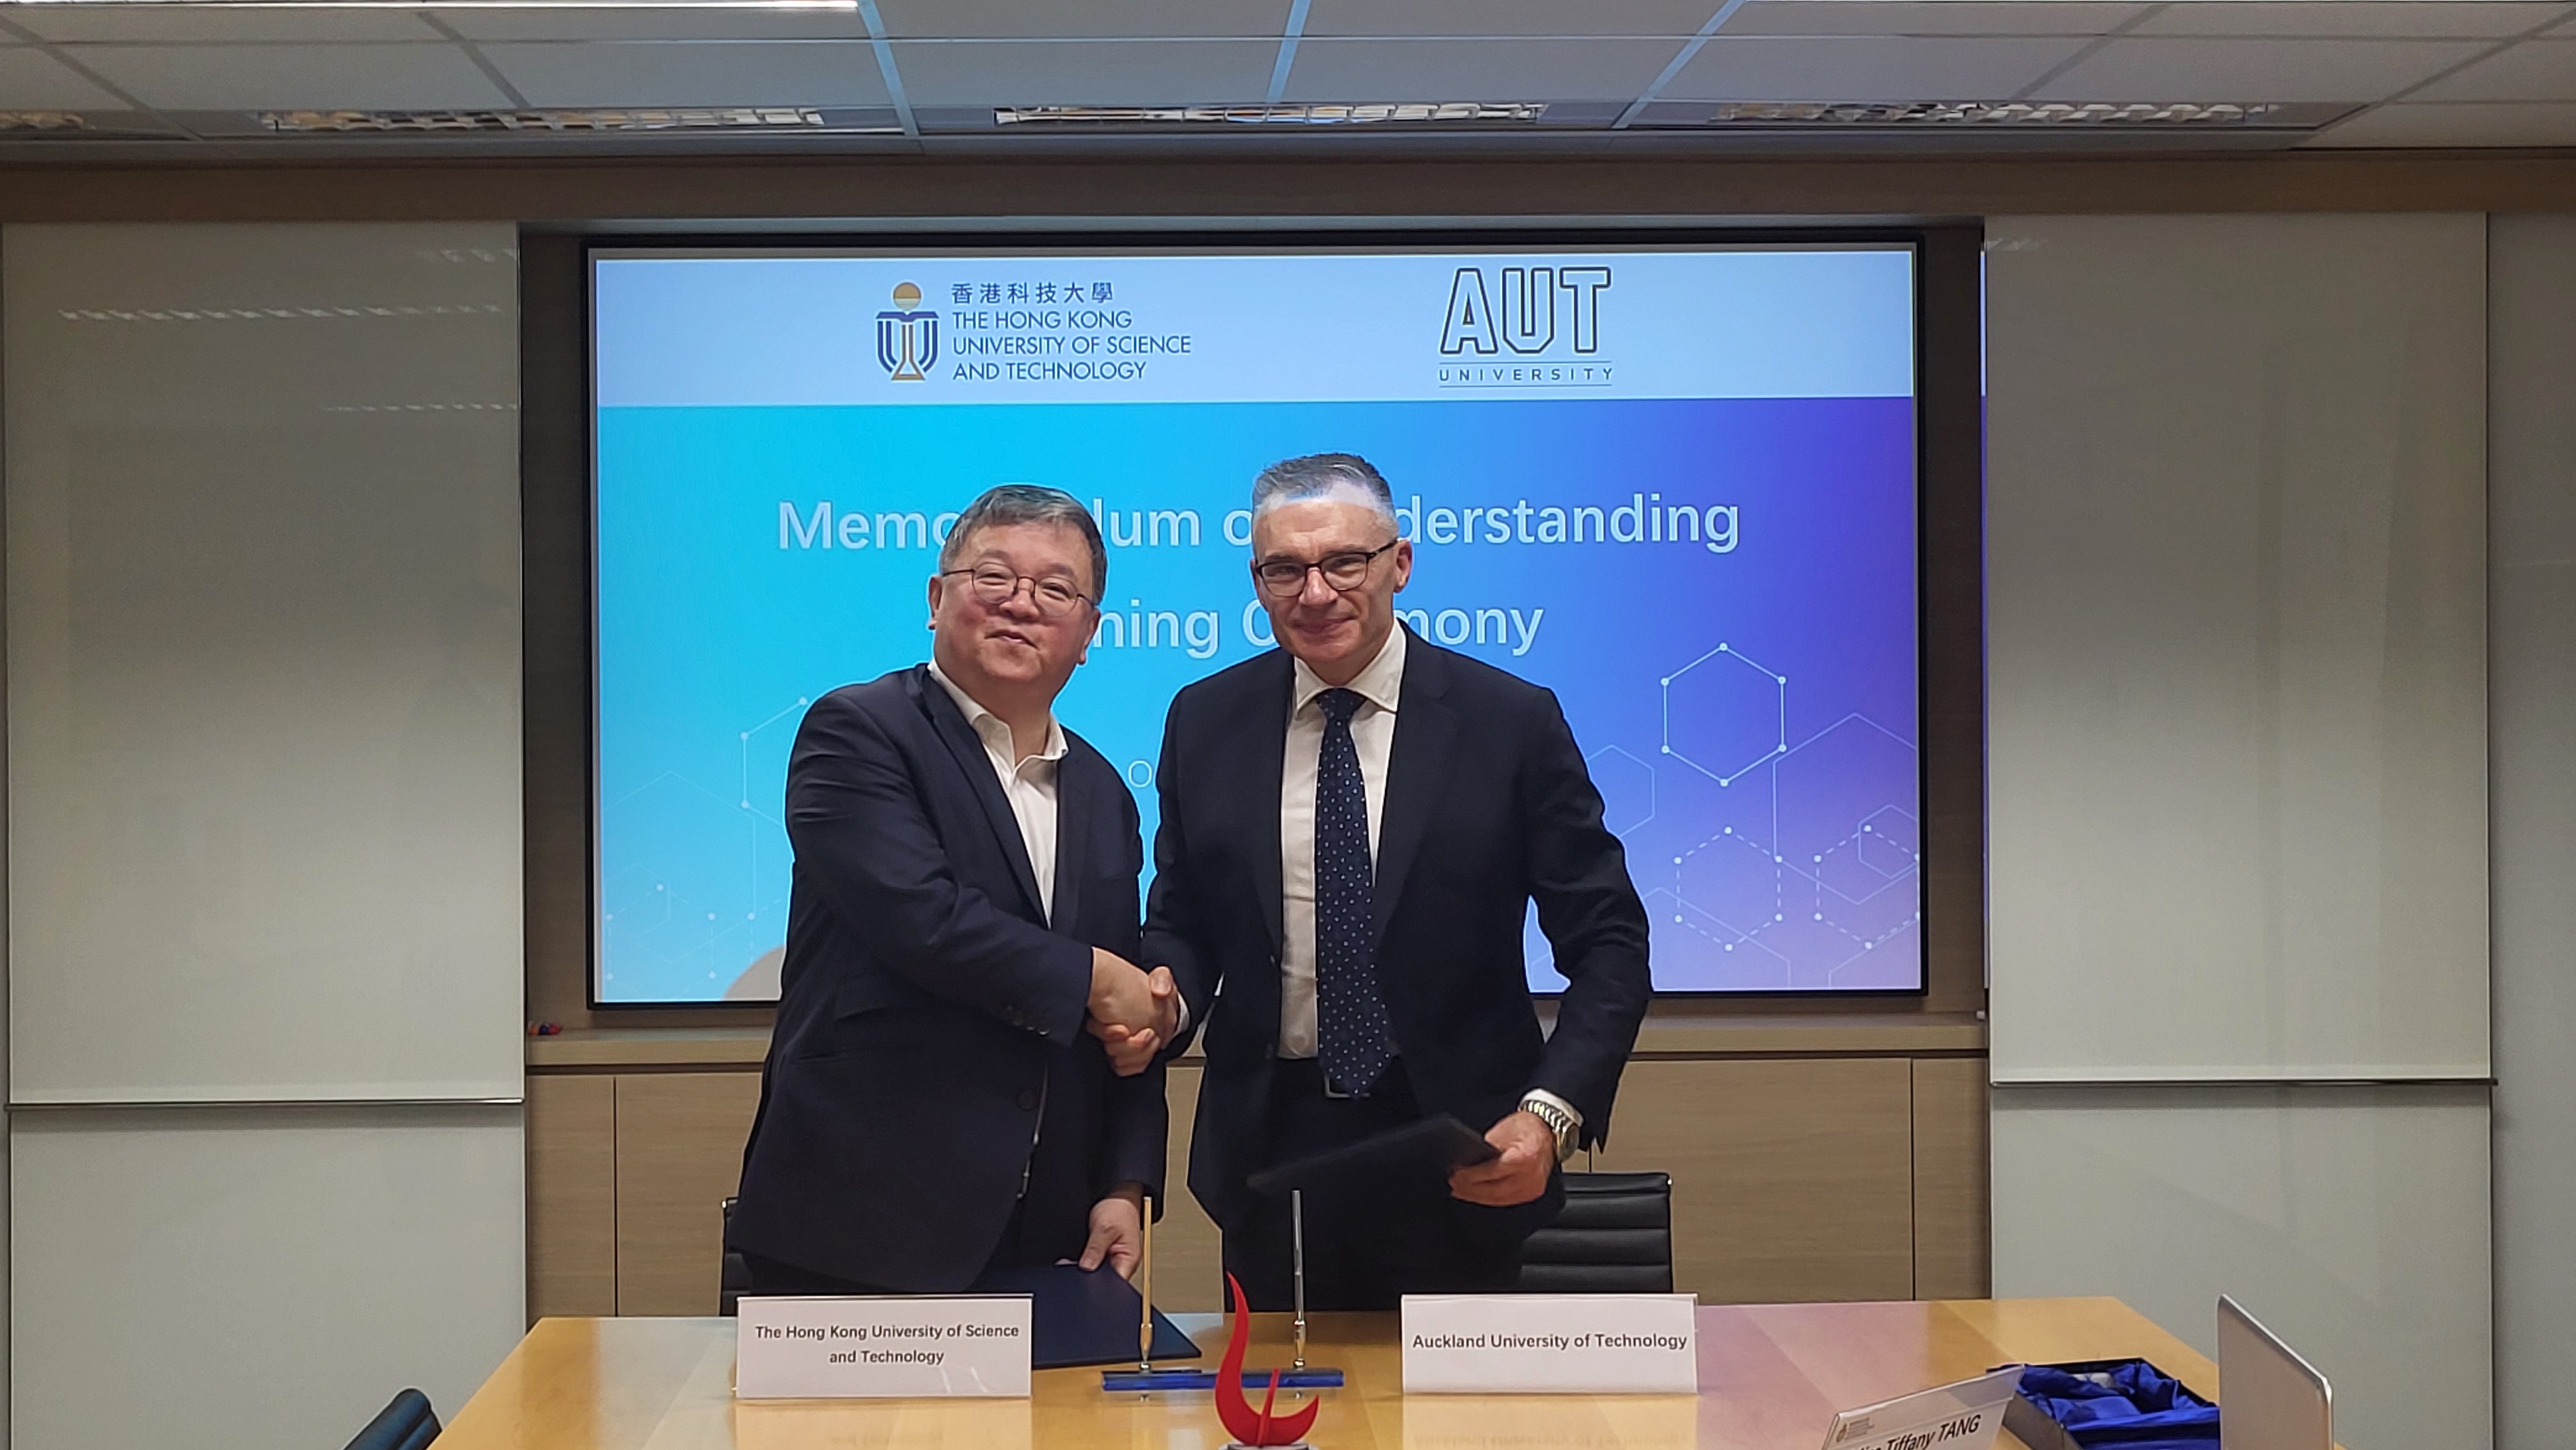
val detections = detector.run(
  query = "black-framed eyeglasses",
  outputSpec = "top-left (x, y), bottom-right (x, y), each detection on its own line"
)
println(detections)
top-left (1252, 539), bottom-right (1399, 598)
top-left (939, 565), bottom-right (1095, 619)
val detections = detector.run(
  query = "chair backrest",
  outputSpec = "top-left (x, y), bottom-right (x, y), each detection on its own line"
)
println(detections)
top-left (1516, 1171), bottom-right (1674, 1294)
top-left (341, 1388), bottom-right (439, 1450)
top-left (720, 1196), bottom-right (751, 1315)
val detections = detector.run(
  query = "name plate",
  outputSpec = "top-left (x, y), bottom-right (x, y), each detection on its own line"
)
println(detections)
top-left (735, 1295), bottom-right (1032, 1399)
top-left (1401, 1293), bottom-right (1698, 1394)
top-left (1821, 1364), bottom-right (2022, 1450)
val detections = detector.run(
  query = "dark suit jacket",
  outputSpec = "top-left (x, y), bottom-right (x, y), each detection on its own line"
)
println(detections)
top-left (731, 665), bottom-right (1164, 1292)
top-left (1142, 628), bottom-right (1652, 1234)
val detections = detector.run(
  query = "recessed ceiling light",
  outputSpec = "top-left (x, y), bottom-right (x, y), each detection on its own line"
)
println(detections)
top-left (257, 107), bottom-right (891, 134)
top-left (2, 0), bottom-right (857, 9)
top-left (1637, 100), bottom-right (2339, 129)
top-left (995, 103), bottom-right (1549, 127)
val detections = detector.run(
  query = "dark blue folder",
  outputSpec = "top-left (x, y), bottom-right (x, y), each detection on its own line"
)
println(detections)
top-left (970, 1263), bottom-right (1200, 1370)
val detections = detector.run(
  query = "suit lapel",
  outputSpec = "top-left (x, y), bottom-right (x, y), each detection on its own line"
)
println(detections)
top-left (1372, 636), bottom-right (1457, 949)
top-left (911, 667), bottom-right (1047, 923)
top-left (1243, 651), bottom-right (1293, 956)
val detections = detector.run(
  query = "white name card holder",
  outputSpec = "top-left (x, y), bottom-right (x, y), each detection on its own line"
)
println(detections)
top-left (735, 1294), bottom-right (1034, 1399)
top-left (1821, 1364), bottom-right (2024, 1450)
top-left (1401, 1293), bottom-right (1700, 1394)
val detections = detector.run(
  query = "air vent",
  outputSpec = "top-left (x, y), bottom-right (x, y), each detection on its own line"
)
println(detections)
top-left (1634, 100), bottom-right (2351, 130)
top-left (994, 102), bottom-right (1549, 127)
top-left (254, 107), bottom-right (898, 135)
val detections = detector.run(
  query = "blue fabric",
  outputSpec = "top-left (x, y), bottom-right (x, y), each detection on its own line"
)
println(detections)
top-left (2018, 1362), bottom-right (2219, 1449)
top-left (1315, 688), bottom-right (1394, 1095)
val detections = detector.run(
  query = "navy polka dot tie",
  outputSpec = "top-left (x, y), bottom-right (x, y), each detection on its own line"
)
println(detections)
top-left (1316, 688), bottom-right (1393, 1095)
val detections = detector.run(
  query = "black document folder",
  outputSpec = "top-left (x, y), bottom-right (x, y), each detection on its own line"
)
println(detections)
top-left (1244, 1113), bottom-right (1499, 1198)
top-left (969, 1263), bottom-right (1200, 1370)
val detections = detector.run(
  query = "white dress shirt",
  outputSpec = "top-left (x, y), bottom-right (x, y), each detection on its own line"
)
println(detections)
top-left (1278, 625), bottom-right (1407, 1060)
top-left (929, 661), bottom-right (1068, 922)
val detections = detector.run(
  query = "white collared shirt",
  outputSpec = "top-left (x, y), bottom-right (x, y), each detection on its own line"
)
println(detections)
top-left (1278, 625), bottom-right (1408, 1059)
top-left (929, 661), bottom-right (1068, 922)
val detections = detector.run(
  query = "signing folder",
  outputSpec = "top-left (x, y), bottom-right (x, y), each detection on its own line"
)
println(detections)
top-left (1245, 1113), bottom-right (1500, 1197)
top-left (970, 1263), bottom-right (1200, 1370)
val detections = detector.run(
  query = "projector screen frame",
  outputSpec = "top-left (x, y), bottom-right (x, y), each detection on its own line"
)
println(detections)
top-left (576, 224), bottom-right (1962, 1012)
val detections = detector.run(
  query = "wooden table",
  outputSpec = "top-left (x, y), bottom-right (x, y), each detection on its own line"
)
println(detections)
top-left (439, 1299), bottom-right (2217, 1450)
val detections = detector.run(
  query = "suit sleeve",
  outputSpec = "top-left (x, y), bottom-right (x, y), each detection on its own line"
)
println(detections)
top-left (1519, 688), bottom-right (1653, 1145)
top-left (784, 690), bottom-right (1092, 1044)
top-left (1139, 701), bottom-right (1217, 1055)
top-left (1095, 795), bottom-right (1170, 1205)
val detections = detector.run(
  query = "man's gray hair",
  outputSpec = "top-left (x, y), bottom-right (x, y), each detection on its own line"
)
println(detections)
top-left (939, 484), bottom-right (1108, 598)
top-left (1251, 453), bottom-right (1397, 523)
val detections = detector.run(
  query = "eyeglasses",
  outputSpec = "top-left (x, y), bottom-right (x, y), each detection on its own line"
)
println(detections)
top-left (1252, 539), bottom-right (1399, 598)
top-left (939, 565), bottom-right (1095, 619)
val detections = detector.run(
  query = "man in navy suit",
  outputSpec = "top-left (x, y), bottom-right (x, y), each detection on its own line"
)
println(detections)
top-left (1145, 453), bottom-right (1653, 1310)
top-left (732, 484), bottom-right (1180, 1294)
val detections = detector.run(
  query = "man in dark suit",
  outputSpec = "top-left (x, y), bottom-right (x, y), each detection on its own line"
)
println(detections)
top-left (732, 484), bottom-right (1180, 1295)
top-left (1144, 453), bottom-right (1652, 1310)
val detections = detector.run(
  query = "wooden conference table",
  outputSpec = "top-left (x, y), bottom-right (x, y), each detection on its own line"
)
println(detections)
top-left (439, 1298), bottom-right (2217, 1450)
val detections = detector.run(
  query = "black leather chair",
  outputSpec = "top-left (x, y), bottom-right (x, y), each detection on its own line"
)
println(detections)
top-left (720, 1196), bottom-right (752, 1315)
top-left (1517, 1171), bottom-right (1674, 1294)
top-left (341, 1388), bottom-right (439, 1450)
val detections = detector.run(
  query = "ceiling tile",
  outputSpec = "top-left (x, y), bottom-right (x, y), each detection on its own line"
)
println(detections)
top-left (1304, 0), bottom-right (1719, 38)
top-left (887, 39), bottom-right (1278, 106)
top-left (2132, 3), bottom-right (2568, 39)
top-left (1725, 3), bottom-right (2147, 37)
top-left (874, 0), bottom-right (1290, 39)
top-left (1283, 37), bottom-right (1678, 99)
top-left (2032, 36), bottom-right (2492, 101)
top-left (2304, 98), bottom-right (2576, 142)
top-left (481, 39), bottom-right (889, 107)
top-left (6, 3), bottom-right (440, 44)
top-left (1662, 35), bottom-right (2090, 100)
top-left (0, 47), bottom-right (129, 109)
top-left (64, 41), bottom-right (511, 110)
top-left (2413, 37), bottom-right (2576, 100)
top-left (433, 7), bottom-right (871, 43)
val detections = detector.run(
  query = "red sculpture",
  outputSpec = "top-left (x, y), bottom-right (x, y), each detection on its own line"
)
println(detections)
top-left (1215, 1273), bottom-right (1321, 1447)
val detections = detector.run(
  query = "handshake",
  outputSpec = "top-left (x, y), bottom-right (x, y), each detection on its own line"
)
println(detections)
top-left (1084, 948), bottom-right (1180, 1077)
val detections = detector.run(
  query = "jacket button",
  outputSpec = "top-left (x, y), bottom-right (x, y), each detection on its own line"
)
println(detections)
top-left (1016, 1090), bottom-right (1039, 1111)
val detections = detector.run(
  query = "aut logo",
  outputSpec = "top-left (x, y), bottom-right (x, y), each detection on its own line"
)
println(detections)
top-left (1439, 265), bottom-right (1611, 356)
top-left (876, 281), bottom-right (940, 381)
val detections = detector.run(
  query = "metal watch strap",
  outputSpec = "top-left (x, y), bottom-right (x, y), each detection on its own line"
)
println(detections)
top-left (1519, 1093), bottom-right (1579, 1163)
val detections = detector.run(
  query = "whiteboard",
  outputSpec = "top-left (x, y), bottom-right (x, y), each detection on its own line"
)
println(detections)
top-left (1984, 214), bottom-right (2490, 1084)
top-left (4, 223), bottom-right (524, 1104)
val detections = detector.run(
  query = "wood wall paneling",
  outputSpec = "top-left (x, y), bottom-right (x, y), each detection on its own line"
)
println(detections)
top-left (526, 1073), bottom-right (618, 1321)
top-left (1910, 1057), bottom-right (1991, 1301)
top-left (1157, 1064), bottom-right (1224, 1313)
top-left (612, 1071), bottom-right (763, 1316)
top-left (1592, 1058), bottom-right (1915, 1304)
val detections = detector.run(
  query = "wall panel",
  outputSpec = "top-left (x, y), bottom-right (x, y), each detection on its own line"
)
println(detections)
top-left (1911, 1058), bottom-right (1989, 1300)
top-left (2488, 212), bottom-right (2576, 1450)
top-left (1593, 1058), bottom-right (1913, 1304)
top-left (614, 1072), bottom-right (761, 1315)
top-left (527, 1074), bottom-right (616, 1320)
top-left (10, 1107), bottom-right (524, 1450)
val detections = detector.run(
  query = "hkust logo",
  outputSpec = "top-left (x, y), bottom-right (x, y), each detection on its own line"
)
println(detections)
top-left (876, 281), bottom-right (940, 381)
top-left (1437, 265), bottom-right (1613, 388)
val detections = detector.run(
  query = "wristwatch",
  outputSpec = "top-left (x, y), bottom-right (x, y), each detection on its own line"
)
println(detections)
top-left (1518, 1092), bottom-right (1582, 1163)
